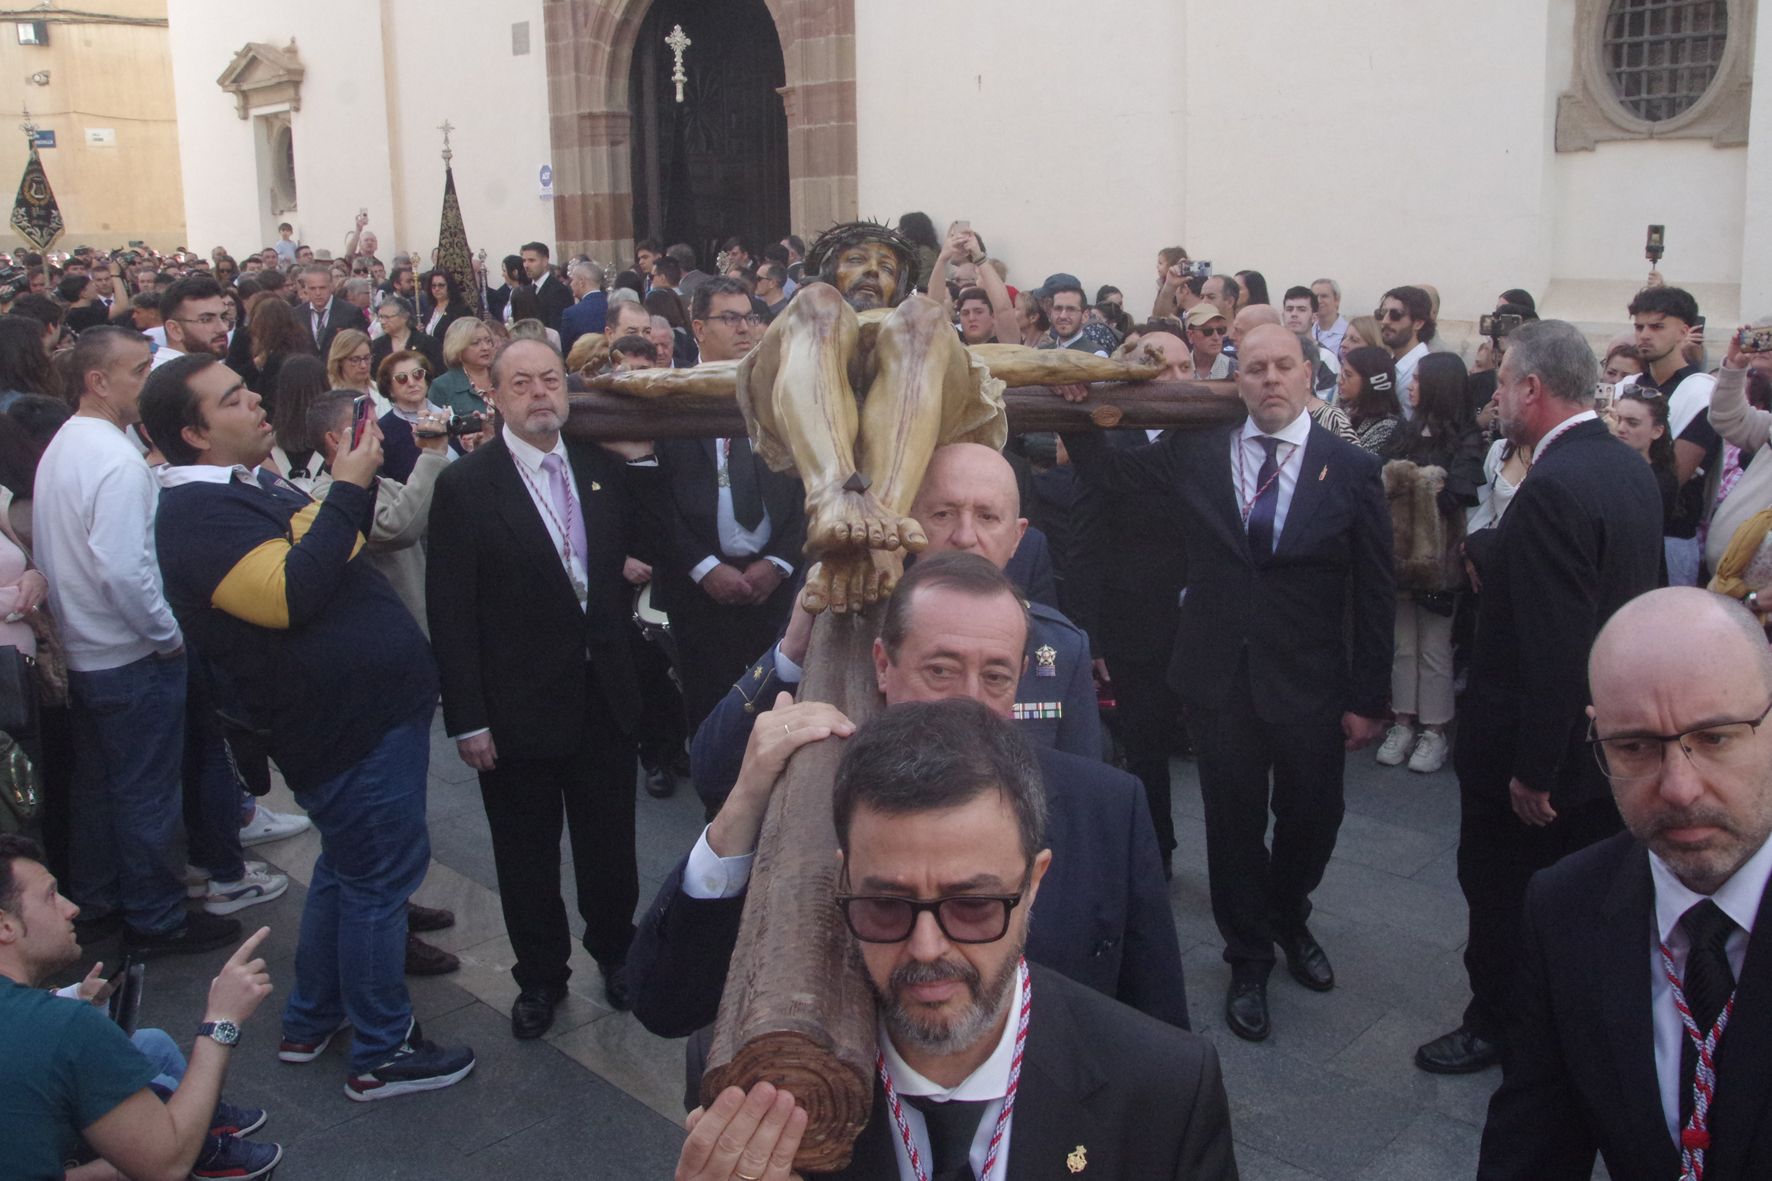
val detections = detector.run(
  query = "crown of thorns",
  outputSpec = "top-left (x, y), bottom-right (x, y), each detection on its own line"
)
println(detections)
top-left (805, 220), bottom-right (920, 295)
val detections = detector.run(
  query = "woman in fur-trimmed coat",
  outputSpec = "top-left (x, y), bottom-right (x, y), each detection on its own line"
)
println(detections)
top-left (1374, 354), bottom-right (1487, 774)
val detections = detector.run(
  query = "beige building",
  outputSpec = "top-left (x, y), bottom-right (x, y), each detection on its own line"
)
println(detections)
top-left (168, 0), bottom-right (1772, 335)
top-left (0, 0), bottom-right (184, 252)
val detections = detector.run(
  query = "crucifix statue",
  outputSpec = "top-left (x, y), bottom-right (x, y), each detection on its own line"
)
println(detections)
top-left (666, 23), bottom-right (692, 103)
top-left (568, 220), bottom-right (1239, 1170)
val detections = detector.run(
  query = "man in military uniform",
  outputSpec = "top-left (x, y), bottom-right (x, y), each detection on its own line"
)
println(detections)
top-left (685, 442), bottom-right (1099, 816)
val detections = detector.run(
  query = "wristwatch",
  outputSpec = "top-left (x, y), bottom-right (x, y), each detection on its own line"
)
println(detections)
top-left (196, 1020), bottom-right (241, 1047)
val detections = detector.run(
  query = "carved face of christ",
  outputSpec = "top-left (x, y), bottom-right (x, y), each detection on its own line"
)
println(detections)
top-left (834, 242), bottom-right (903, 311)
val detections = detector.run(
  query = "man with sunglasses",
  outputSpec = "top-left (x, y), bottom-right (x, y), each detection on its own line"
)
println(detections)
top-left (677, 697), bottom-right (1234, 1181)
top-left (1185, 303), bottom-right (1233, 378)
top-left (1376, 286), bottom-right (1433, 417)
top-left (1478, 587), bottom-right (1772, 1180)
top-left (1420, 319), bottom-right (1663, 1076)
top-left (629, 553), bottom-right (1187, 1040)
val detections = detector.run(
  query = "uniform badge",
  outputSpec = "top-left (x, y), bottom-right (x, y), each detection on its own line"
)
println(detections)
top-left (591, 481), bottom-right (602, 492)
top-left (1034, 644), bottom-right (1057, 678)
top-left (1067, 1145), bottom-right (1088, 1173)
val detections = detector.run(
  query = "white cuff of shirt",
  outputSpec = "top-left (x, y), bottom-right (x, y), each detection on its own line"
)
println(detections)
top-left (451, 727), bottom-right (490, 742)
top-left (681, 825), bottom-right (755, 899)
top-left (53, 984), bottom-right (84, 1000)
top-left (772, 640), bottom-right (805, 685)
top-left (765, 556), bottom-right (794, 579)
top-left (689, 556), bottom-right (722, 583)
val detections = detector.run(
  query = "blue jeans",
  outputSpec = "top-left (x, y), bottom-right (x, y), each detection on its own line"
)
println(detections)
top-left (68, 653), bottom-right (189, 935)
top-left (133, 1027), bottom-right (185, 1093)
top-left (281, 710), bottom-right (431, 1071)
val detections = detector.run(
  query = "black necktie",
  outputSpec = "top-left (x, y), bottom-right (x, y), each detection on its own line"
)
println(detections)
top-left (904, 1095), bottom-right (987, 1181)
top-left (1244, 436), bottom-right (1281, 557)
top-left (727, 437), bottom-right (766, 531)
top-left (1677, 899), bottom-right (1737, 1127)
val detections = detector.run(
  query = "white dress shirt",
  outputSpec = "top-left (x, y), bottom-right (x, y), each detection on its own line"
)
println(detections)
top-left (501, 424), bottom-right (588, 610)
top-left (1231, 409), bottom-right (1314, 547)
top-left (881, 959), bottom-right (1027, 1181)
top-left (1533, 409), bottom-right (1598, 461)
top-left (1648, 835), bottom-right (1771, 1143)
top-left (689, 439), bottom-right (791, 583)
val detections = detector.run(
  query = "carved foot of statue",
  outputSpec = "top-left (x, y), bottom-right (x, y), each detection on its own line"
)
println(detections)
top-left (805, 484), bottom-right (927, 559)
top-left (801, 549), bottom-right (907, 615)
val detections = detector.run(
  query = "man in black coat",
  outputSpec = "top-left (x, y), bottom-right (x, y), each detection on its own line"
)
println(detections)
top-left (673, 696), bottom-right (1235, 1181)
top-left (1061, 324), bottom-right (1394, 1042)
top-left (1419, 319), bottom-right (1665, 1075)
top-left (425, 339), bottom-right (659, 1040)
top-left (293, 264), bottom-right (368, 355)
top-left (1478, 588), bottom-right (1772, 1181)
top-left (519, 242), bottom-right (572, 332)
top-left (628, 554), bottom-right (1188, 1037)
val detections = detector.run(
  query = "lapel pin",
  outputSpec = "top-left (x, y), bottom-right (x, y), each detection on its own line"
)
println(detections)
top-left (1067, 1145), bottom-right (1088, 1173)
top-left (590, 481), bottom-right (602, 492)
top-left (1318, 464), bottom-right (1328, 481)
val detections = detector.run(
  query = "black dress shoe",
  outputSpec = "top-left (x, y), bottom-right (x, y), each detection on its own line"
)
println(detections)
top-left (405, 933), bottom-right (461, 976)
top-left (599, 960), bottom-right (632, 1012)
top-left (1278, 926), bottom-right (1335, 991)
top-left (1415, 1026), bottom-right (1500, 1074)
top-left (1225, 981), bottom-right (1270, 1042)
top-left (511, 983), bottom-right (567, 1040)
top-left (405, 902), bottom-right (456, 933)
top-left (644, 765), bottom-right (676, 799)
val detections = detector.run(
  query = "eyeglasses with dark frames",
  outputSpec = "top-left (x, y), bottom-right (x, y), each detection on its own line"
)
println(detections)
top-left (1588, 699), bottom-right (1772, 781)
top-left (1375, 308), bottom-right (1411, 322)
top-left (835, 868), bottom-right (1030, 944)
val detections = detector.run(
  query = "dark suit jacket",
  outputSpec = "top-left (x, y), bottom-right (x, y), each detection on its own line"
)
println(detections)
top-left (1069, 428), bottom-right (1187, 661)
top-left (651, 438), bottom-right (806, 612)
top-left (1457, 419), bottom-right (1663, 808)
top-left (531, 271), bottom-right (573, 331)
top-left (689, 966), bottom-right (1233, 1180)
top-left (296, 297), bottom-right (368, 356)
top-left (370, 327), bottom-right (445, 378)
top-left (425, 434), bottom-right (655, 758)
top-left (560, 291), bottom-right (609, 358)
top-left (1004, 525), bottom-right (1060, 611)
top-left (1478, 833), bottom-right (1772, 1181)
top-left (64, 302), bottom-right (111, 333)
top-left (630, 741), bottom-right (1188, 1036)
top-left (1065, 419), bottom-right (1394, 723)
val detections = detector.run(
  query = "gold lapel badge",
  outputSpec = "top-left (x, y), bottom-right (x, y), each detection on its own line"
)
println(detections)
top-left (1066, 1144), bottom-right (1088, 1173)
top-left (591, 481), bottom-right (603, 492)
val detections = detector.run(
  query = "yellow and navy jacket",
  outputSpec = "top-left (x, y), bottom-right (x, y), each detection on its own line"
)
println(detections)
top-left (155, 470), bottom-right (437, 790)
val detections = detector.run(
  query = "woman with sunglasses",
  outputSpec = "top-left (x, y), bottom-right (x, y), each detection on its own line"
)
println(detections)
top-left (374, 351), bottom-right (450, 483)
top-left (1611, 387), bottom-right (1697, 585)
top-left (420, 268), bottom-right (472, 344)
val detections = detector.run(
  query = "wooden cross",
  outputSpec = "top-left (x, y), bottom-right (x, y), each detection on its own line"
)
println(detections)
top-left (665, 23), bottom-right (692, 103)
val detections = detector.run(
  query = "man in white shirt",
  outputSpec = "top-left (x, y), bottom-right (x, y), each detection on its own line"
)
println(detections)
top-left (1478, 587), bottom-right (1772, 1180)
top-left (676, 696), bottom-right (1235, 1181)
top-left (33, 327), bottom-right (253, 957)
top-left (1310, 278), bottom-right (1348, 360)
top-left (1378, 285), bottom-right (1433, 418)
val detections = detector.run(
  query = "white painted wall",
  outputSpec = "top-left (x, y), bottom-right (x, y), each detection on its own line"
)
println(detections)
top-left (855, 0), bottom-right (1757, 338)
top-left (1741, 10), bottom-right (1772, 322)
top-left (168, 0), bottom-right (549, 264)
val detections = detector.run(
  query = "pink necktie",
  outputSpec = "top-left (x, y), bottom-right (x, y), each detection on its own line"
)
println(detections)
top-left (540, 452), bottom-right (588, 571)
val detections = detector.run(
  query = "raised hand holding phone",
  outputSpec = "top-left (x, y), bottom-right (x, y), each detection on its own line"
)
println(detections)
top-left (334, 403), bottom-right (384, 488)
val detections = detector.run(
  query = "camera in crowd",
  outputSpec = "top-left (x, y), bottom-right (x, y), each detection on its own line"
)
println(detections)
top-left (1740, 325), bottom-right (1772, 354)
top-left (1479, 313), bottom-right (1523, 339)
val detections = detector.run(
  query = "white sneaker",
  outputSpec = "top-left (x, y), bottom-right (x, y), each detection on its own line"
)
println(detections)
top-left (202, 865), bottom-right (290, 915)
top-left (1376, 724), bottom-right (1416, 766)
top-left (240, 803), bottom-right (311, 847)
top-left (185, 859), bottom-right (269, 898)
top-left (1408, 730), bottom-right (1450, 774)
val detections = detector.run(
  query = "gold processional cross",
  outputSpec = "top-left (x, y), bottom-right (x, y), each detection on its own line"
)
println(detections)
top-left (666, 23), bottom-right (691, 103)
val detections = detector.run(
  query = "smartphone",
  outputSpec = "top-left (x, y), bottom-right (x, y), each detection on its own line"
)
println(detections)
top-left (1695, 315), bottom-right (1707, 332)
top-left (1739, 326), bottom-right (1772, 354)
top-left (1646, 224), bottom-right (1665, 264)
top-left (954, 220), bottom-right (971, 236)
top-left (350, 395), bottom-right (374, 447)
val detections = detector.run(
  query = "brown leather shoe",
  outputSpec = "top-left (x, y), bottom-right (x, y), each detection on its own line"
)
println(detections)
top-left (405, 933), bottom-right (460, 976)
top-left (405, 902), bottom-right (456, 933)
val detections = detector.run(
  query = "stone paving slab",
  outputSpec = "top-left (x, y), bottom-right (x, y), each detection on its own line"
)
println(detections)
top-left (55, 714), bottom-right (1573, 1180)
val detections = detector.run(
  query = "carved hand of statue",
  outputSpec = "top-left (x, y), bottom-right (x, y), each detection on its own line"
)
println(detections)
top-left (803, 483), bottom-right (927, 561)
top-left (800, 548), bottom-right (906, 616)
